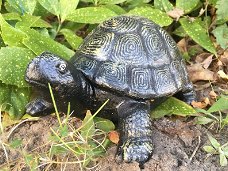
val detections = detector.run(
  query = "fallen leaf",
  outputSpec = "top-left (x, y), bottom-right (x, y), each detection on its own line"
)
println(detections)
top-left (209, 91), bottom-right (218, 99)
top-left (108, 131), bottom-right (119, 144)
top-left (201, 54), bottom-right (213, 69)
top-left (187, 63), bottom-right (214, 82)
top-left (218, 70), bottom-right (228, 80)
top-left (167, 8), bottom-right (184, 20)
top-left (177, 38), bottom-right (188, 53)
top-left (220, 50), bottom-right (228, 65)
top-left (195, 53), bottom-right (212, 63)
top-left (191, 98), bottom-right (210, 109)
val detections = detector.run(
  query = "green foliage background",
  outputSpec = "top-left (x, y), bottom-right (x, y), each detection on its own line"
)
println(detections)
top-left (0, 0), bottom-right (227, 119)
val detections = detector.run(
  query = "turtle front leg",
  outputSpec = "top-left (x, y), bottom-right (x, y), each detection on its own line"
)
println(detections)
top-left (26, 98), bottom-right (54, 116)
top-left (116, 100), bottom-right (153, 167)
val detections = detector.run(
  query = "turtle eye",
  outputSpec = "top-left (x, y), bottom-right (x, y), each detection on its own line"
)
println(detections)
top-left (57, 63), bottom-right (67, 74)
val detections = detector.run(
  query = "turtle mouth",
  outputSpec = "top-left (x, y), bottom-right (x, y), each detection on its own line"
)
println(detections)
top-left (25, 78), bottom-right (48, 89)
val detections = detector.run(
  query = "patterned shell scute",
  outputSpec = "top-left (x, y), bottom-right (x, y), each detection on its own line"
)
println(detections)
top-left (77, 28), bottom-right (115, 61)
top-left (73, 15), bottom-right (188, 99)
top-left (110, 33), bottom-right (147, 65)
top-left (100, 16), bottom-right (139, 33)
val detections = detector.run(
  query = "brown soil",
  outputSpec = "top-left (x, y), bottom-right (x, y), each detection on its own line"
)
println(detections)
top-left (0, 115), bottom-right (227, 171)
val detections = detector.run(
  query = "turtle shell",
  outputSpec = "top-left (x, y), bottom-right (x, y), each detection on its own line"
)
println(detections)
top-left (70, 16), bottom-right (190, 99)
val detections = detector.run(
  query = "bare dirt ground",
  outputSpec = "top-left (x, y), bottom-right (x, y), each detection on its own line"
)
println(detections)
top-left (1, 114), bottom-right (227, 171)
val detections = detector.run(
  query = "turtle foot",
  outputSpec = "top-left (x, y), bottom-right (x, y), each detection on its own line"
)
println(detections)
top-left (26, 98), bottom-right (53, 116)
top-left (116, 138), bottom-right (153, 167)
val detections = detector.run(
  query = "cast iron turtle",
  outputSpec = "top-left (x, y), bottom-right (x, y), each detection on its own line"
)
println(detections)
top-left (25, 15), bottom-right (196, 166)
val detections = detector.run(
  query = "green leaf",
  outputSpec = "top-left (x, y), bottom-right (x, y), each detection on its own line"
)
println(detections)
top-left (8, 87), bottom-right (30, 119)
top-left (154, 0), bottom-right (174, 12)
top-left (0, 47), bottom-right (35, 87)
top-left (98, 0), bottom-right (126, 4)
top-left (59, 124), bottom-right (69, 137)
top-left (9, 138), bottom-right (22, 149)
top-left (81, 111), bottom-right (95, 139)
top-left (212, 24), bottom-right (228, 49)
top-left (128, 6), bottom-right (173, 27)
top-left (207, 95), bottom-right (228, 113)
top-left (173, 26), bottom-right (187, 37)
top-left (203, 145), bottom-right (216, 153)
top-left (0, 83), bottom-right (30, 119)
top-left (0, 14), bottom-right (26, 47)
top-left (179, 17), bottom-right (216, 54)
top-left (195, 116), bottom-right (214, 125)
top-left (104, 4), bottom-right (126, 15)
top-left (94, 117), bottom-right (115, 132)
top-left (2, 12), bottom-right (21, 21)
top-left (223, 146), bottom-right (228, 157)
top-left (151, 97), bottom-right (197, 118)
top-left (50, 145), bottom-right (68, 155)
top-left (66, 7), bottom-right (117, 24)
top-left (59, 0), bottom-right (79, 22)
top-left (7, 0), bottom-right (37, 15)
top-left (37, 0), bottom-right (60, 16)
top-left (60, 28), bottom-right (83, 50)
top-left (208, 0), bottom-right (218, 5)
top-left (208, 134), bottom-right (220, 149)
top-left (220, 153), bottom-right (228, 166)
top-left (0, 82), bottom-right (11, 109)
top-left (20, 27), bottom-right (74, 59)
top-left (176, 0), bottom-right (200, 14)
top-left (15, 14), bottom-right (51, 28)
top-left (216, 0), bottom-right (228, 23)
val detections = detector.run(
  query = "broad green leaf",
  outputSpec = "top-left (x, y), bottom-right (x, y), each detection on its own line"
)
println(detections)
top-left (195, 116), bottom-right (214, 125)
top-left (208, 134), bottom-right (220, 149)
top-left (81, 111), bottom-right (95, 139)
top-left (212, 24), bottom-right (228, 49)
top-left (203, 145), bottom-right (216, 153)
top-left (0, 84), bottom-right (30, 119)
top-left (21, 27), bottom-right (74, 59)
top-left (104, 4), bottom-right (126, 15)
top-left (2, 12), bottom-right (21, 21)
top-left (176, 0), bottom-right (200, 14)
top-left (7, 0), bottom-right (37, 15)
top-left (220, 153), bottom-right (228, 166)
top-left (37, 0), bottom-right (60, 16)
top-left (0, 47), bottom-right (35, 87)
top-left (0, 82), bottom-right (10, 106)
top-left (179, 17), bottom-right (216, 54)
top-left (66, 7), bottom-right (117, 24)
top-left (98, 0), bottom-right (126, 4)
top-left (216, 0), bottom-right (228, 23)
top-left (151, 97), bottom-right (197, 118)
top-left (173, 26), bottom-right (187, 37)
top-left (94, 117), bottom-right (115, 132)
top-left (223, 146), bottom-right (228, 157)
top-left (16, 14), bottom-right (51, 28)
top-left (154, 0), bottom-right (174, 12)
top-left (59, 0), bottom-right (79, 22)
top-left (60, 28), bottom-right (83, 50)
top-left (207, 95), bottom-right (228, 113)
top-left (128, 6), bottom-right (173, 27)
top-left (0, 14), bottom-right (26, 47)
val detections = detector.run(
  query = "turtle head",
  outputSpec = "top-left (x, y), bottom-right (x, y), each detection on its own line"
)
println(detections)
top-left (25, 52), bottom-right (79, 97)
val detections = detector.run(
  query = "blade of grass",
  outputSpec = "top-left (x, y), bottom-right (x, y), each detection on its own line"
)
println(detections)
top-left (48, 83), bottom-right (62, 128)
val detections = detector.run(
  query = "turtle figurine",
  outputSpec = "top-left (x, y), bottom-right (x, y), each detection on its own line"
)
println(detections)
top-left (25, 15), bottom-right (196, 166)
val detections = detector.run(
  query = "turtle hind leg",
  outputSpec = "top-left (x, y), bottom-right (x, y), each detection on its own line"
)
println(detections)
top-left (116, 100), bottom-right (153, 167)
top-left (175, 82), bottom-right (196, 104)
